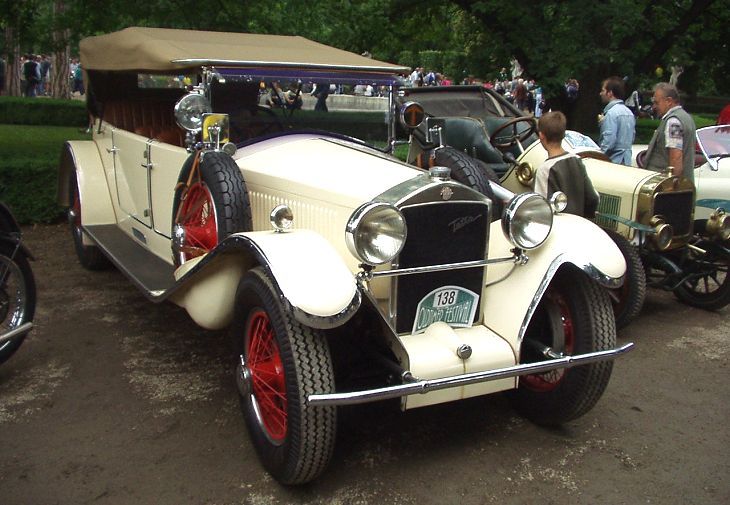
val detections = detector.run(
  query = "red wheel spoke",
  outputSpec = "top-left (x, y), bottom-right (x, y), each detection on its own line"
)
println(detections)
top-left (176, 182), bottom-right (218, 261)
top-left (245, 310), bottom-right (288, 442)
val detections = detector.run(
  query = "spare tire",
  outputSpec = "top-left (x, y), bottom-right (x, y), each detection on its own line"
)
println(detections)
top-left (171, 151), bottom-right (252, 266)
top-left (428, 146), bottom-right (503, 220)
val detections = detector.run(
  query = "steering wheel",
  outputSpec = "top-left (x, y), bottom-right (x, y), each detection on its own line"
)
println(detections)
top-left (489, 116), bottom-right (537, 152)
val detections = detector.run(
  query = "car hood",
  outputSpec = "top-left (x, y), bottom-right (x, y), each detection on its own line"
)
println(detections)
top-left (234, 134), bottom-right (422, 209)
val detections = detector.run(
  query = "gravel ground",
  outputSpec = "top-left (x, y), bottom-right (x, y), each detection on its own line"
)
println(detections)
top-left (0, 223), bottom-right (728, 505)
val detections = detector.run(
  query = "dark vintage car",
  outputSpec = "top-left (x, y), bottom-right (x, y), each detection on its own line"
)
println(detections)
top-left (399, 85), bottom-right (730, 328)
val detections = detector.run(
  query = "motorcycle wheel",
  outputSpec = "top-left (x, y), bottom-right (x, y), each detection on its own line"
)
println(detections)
top-left (0, 243), bottom-right (36, 365)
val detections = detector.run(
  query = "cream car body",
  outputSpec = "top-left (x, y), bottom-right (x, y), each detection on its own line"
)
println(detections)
top-left (59, 27), bottom-right (632, 485)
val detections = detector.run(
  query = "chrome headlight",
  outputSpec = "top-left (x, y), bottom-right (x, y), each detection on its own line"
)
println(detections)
top-left (502, 193), bottom-right (553, 249)
top-left (174, 93), bottom-right (212, 132)
top-left (346, 203), bottom-right (407, 265)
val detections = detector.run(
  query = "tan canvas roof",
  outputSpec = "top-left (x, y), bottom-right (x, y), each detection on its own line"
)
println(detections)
top-left (80, 27), bottom-right (410, 74)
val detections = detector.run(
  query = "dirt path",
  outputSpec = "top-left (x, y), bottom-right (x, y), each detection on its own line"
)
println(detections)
top-left (0, 223), bottom-right (728, 504)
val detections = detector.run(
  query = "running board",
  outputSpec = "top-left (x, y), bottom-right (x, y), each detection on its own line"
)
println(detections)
top-left (308, 342), bottom-right (635, 406)
top-left (83, 225), bottom-right (175, 300)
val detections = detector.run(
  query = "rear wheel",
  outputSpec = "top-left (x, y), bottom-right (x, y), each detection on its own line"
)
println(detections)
top-left (674, 242), bottom-right (730, 310)
top-left (233, 267), bottom-right (336, 484)
top-left (68, 172), bottom-right (110, 270)
top-left (510, 268), bottom-right (616, 426)
top-left (605, 230), bottom-right (646, 329)
top-left (0, 243), bottom-right (36, 364)
top-left (172, 151), bottom-right (252, 266)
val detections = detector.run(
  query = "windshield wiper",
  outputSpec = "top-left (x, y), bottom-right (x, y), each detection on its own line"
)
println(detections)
top-left (708, 153), bottom-right (730, 159)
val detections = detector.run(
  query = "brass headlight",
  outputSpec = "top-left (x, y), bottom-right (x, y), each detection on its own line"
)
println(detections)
top-left (649, 216), bottom-right (673, 251)
top-left (515, 162), bottom-right (535, 186)
top-left (502, 193), bottom-right (553, 250)
top-left (707, 208), bottom-right (730, 241)
top-left (346, 203), bottom-right (407, 265)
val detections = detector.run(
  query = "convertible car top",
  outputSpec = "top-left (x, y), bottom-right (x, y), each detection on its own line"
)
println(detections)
top-left (80, 26), bottom-right (410, 74)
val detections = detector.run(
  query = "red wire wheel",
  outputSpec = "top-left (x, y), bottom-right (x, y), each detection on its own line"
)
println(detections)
top-left (245, 309), bottom-right (288, 444)
top-left (521, 289), bottom-right (575, 393)
top-left (176, 182), bottom-right (218, 262)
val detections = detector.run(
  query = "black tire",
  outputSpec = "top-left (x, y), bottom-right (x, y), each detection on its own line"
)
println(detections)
top-left (605, 230), bottom-right (646, 329)
top-left (674, 242), bottom-right (730, 310)
top-left (509, 268), bottom-right (616, 426)
top-left (431, 146), bottom-right (502, 220)
top-left (0, 243), bottom-right (36, 365)
top-left (171, 151), bottom-right (252, 266)
top-left (68, 171), bottom-right (111, 270)
top-left (232, 267), bottom-right (336, 484)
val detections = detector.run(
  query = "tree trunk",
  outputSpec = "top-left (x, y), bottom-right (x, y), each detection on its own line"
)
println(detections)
top-left (50, 0), bottom-right (71, 99)
top-left (51, 47), bottom-right (71, 99)
top-left (3, 28), bottom-right (21, 97)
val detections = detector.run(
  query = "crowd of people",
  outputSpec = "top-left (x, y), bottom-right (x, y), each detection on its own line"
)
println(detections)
top-left (0, 54), bottom-right (85, 98)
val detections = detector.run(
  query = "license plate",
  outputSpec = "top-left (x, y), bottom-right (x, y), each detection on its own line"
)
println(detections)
top-left (412, 285), bottom-right (479, 334)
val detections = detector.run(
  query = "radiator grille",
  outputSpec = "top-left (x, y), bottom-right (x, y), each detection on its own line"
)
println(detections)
top-left (395, 201), bottom-right (489, 334)
top-left (654, 191), bottom-right (693, 236)
top-left (596, 193), bottom-right (621, 230)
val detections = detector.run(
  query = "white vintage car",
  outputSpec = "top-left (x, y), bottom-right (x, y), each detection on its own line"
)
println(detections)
top-left (399, 86), bottom-right (730, 329)
top-left (58, 27), bottom-right (632, 485)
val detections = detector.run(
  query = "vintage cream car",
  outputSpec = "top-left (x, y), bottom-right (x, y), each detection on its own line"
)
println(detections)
top-left (58, 28), bottom-right (632, 484)
top-left (400, 86), bottom-right (730, 328)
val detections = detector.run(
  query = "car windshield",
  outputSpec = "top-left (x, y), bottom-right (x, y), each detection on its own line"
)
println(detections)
top-left (697, 125), bottom-right (730, 157)
top-left (210, 69), bottom-right (404, 149)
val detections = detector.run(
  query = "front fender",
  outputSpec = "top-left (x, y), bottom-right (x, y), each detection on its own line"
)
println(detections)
top-left (483, 214), bottom-right (625, 349)
top-left (170, 230), bottom-right (360, 330)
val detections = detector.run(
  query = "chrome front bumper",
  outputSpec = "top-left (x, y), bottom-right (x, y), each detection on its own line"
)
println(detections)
top-left (307, 342), bottom-right (634, 407)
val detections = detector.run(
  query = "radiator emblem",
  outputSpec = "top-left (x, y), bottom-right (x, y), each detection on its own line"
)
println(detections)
top-left (449, 214), bottom-right (482, 233)
top-left (441, 187), bottom-right (453, 200)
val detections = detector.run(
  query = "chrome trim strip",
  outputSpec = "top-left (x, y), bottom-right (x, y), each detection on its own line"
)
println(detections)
top-left (307, 342), bottom-right (634, 406)
top-left (0, 322), bottom-right (33, 344)
top-left (369, 256), bottom-right (518, 279)
top-left (290, 290), bottom-right (362, 330)
top-left (172, 59), bottom-right (410, 73)
top-left (516, 253), bottom-right (624, 349)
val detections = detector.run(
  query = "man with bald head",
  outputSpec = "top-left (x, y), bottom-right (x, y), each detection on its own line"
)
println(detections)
top-left (643, 82), bottom-right (696, 182)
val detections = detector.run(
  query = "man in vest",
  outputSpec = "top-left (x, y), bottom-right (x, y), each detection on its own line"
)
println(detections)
top-left (643, 82), bottom-right (696, 183)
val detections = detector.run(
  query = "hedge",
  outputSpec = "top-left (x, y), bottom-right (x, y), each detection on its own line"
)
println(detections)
top-left (0, 125), bottom-right (90, 224)
top-left (0, 96), bottom-right (88, 127)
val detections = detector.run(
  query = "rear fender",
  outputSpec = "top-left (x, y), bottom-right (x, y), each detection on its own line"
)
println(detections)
top-left (483, 214), bottom-right (625, 349)
top-left (170, 230), bottom-right (360, 330)
top-left (58, 141), bottom-right (116, 244)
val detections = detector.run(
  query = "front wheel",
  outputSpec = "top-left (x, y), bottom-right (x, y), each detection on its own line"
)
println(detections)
top-left (605, 230), bottom-right (646, 329)
top-left (0, 243), bottom-right (36, 364)
top-left (232, 267), bottom-right (336, 484)
top-left (509, 268), bottom-right (616, 426)
top-left (674, 242), bottom-right (730, 310)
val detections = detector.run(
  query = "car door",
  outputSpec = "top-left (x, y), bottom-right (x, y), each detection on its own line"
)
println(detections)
top-left (112, 128), bottom-right (152, 227)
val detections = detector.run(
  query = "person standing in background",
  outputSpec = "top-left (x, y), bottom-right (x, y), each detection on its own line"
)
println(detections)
top-left (643, 82), bottom-right (696, 182)
top-left (598, 76), bottom-right (635, 165)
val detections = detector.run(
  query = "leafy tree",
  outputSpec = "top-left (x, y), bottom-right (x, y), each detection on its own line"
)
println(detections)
top-left (447, 0), bottom-right (723, 132)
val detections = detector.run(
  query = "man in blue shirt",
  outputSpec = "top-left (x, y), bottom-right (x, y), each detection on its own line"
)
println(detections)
top-left (599, 76), bottom-right (635, 165)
